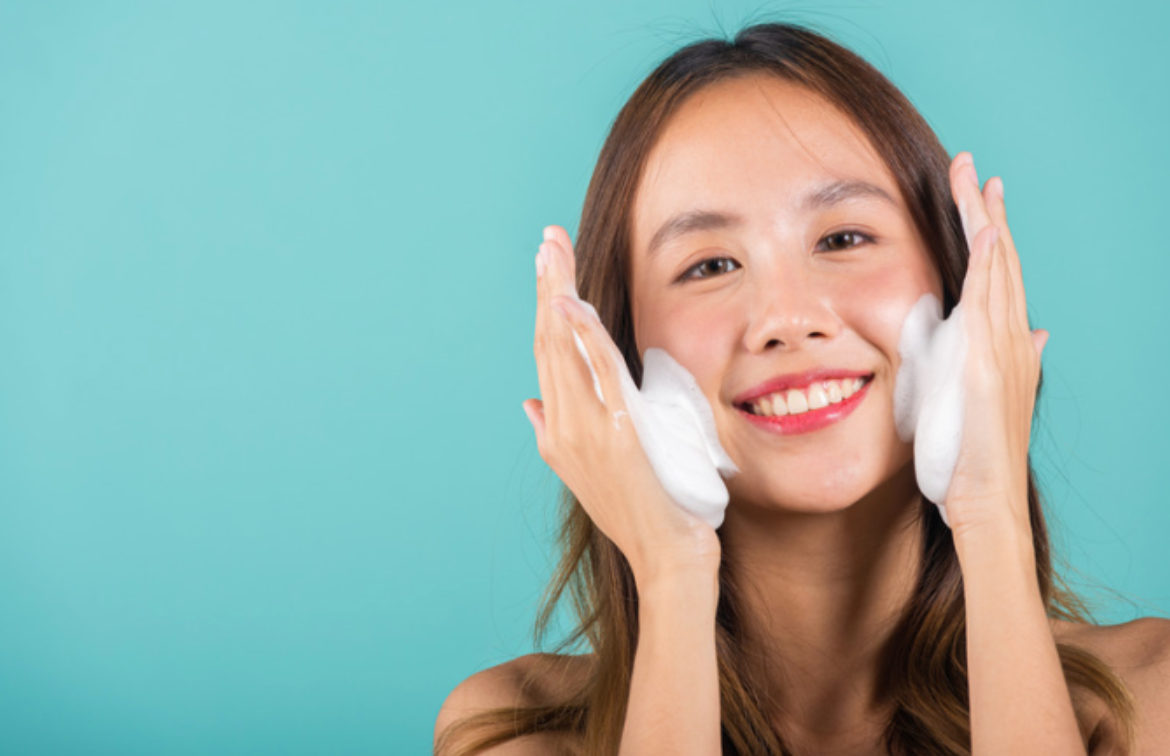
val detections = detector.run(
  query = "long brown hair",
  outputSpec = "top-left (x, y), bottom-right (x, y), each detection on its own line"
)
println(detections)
top-left (437, 20), bottom-right (1135, 755)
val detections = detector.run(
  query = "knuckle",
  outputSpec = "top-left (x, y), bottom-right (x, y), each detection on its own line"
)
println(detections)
top-left (540, 436), bottom-right (560, 465)
top-left (542, 324), bottom-right (565, 348)
top-left (588, 345), bottom-right (614, 381)
top-left (557, 423), bottom-right (582, 449)
top-left (969, 362), bottom-right (1000, 393)
top-left (535, 331), bottom-right (567, 358)
top-left (612, 425), bottom-right (640, 455)
top-left (548, 332), bottom-right (571, 357)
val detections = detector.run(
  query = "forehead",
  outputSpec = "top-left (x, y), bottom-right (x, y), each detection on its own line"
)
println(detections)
top-left (631, 73), bottom-right (901, 251)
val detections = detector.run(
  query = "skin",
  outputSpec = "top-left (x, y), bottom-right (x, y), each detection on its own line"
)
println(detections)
top-left (624, 73), bottom-right (950, 744)
top-left (533, 72), bottom-right (1043, 752)
top-left (436, 73), bottom-right (1170, 755)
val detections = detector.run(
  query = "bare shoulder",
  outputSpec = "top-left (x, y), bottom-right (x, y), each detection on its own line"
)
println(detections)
top-left (434, 653), bottom-right (594, 755)
top-left (1055, 616), bottom-right (1170, 754)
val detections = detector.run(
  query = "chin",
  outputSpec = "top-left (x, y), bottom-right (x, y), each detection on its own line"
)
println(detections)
top-left (726, 448), bottom-right (912, 517)
top-left (727, 479), bottom-right (868, 518)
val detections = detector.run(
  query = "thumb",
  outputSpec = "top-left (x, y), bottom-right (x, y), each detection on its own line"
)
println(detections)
top-left (1031, 329), bottom-right (1050, 359)
top-left (522, 399), bottom-right (546, 445)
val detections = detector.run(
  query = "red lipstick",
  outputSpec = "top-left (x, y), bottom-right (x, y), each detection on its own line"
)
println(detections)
top-left (735, 372), bottom-right (874, 436)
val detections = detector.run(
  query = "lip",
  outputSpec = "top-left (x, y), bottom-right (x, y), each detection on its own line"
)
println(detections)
top-left (732, 367), bottom-right (874, 406)
top-left (736, 375), bottom-right (873, 436)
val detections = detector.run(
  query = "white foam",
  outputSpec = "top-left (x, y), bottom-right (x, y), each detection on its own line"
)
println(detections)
top-left (566, 296), bottom-right (739, 530)
top-left (563, 282), bottom-right (967, 531)
top-left (893, 294), bottom-right (968, 528)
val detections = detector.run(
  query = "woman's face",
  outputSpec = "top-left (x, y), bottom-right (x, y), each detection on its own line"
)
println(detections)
top-left (629, 74), bottom-right (944, 515)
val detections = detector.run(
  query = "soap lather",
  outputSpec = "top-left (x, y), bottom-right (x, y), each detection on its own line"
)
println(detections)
top-left (564, 291), bottom-right (740, 530)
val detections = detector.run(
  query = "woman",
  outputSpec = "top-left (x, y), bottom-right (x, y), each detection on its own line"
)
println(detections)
top-left (435, 21), bottom-right (1169, 756)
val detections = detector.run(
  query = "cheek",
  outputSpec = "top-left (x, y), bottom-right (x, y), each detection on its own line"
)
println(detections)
top-left (839, 263), bottom-right (939, 367)
top-left (637, 299), bottom-right (733, 387)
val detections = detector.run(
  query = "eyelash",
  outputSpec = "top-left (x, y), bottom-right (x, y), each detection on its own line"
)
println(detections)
top-left (678, 230), bottom-right (877, 282)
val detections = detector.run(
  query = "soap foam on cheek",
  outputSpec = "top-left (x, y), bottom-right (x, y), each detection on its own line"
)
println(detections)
top-left (566, 296), bottom-right (739, 530)
top-left (892, 293), bottom-right (968, 528)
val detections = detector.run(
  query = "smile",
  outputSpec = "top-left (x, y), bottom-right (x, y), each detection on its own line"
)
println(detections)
top-left (736, 375), bottom-right (873, 435)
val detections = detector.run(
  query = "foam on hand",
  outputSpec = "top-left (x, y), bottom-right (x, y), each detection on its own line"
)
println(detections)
top-left (565, 295), bottom-right (739, 530)
top-left (892, 294), bottom-right (969, 528)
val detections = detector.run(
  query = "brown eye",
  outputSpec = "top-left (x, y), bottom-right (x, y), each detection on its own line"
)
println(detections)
top-left (819, 230), bottom-right (873, 252)
top-left (681, 257), bottom-right (740, 282)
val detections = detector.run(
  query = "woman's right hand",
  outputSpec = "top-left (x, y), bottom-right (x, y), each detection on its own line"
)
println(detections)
top-left (522, 225), bottom-right (722, 586)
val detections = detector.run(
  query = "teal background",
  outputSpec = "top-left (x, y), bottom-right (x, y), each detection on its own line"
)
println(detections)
top-left (1, 1), bottom-right (1166, 753)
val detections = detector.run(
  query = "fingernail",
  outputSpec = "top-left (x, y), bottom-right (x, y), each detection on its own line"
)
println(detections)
top-left (995, 176), bottom-right (1004, 199)
top-left (965, 162), bottom-right (979, 188)
top-left (543, 227), bottom-right (555, 241)
top-left (536, 248), bottom-right (546, 278)
top-left (522, 402), bottom-right (536, 428)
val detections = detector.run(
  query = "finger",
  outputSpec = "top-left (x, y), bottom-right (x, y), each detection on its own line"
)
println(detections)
top-left (522, 398), bottom-right (546, 448)
top-left (550, 296), bottom-right (609, 412)
top-left (960, 223), bottom-right (997, 369)
top-left (960, 219), bottom-right (996, 315)
top-left (950, 152), bottom-right (995, 252)
top-left (534, 237), bottom-right (569, 440)
top-left (983, 176), bottom-right (1030, 336)
top-left (543, 227), bottom-right (608, 407)
top-left (1032, 329), bottom-right (1049, 360)
top-left (536, 241), bottom-right (613, 446)
top-left (953, 153), bottom-right (1012, 338)
top-left (981, 177), bottom-right (1020, 334)
top-left (552, 293), bottom-right (635, 420)
top-left (538, 229), bottom-right (583, 390)
top-left (985, 221), bottom-right (1012, 336)
top-left (542, 225), bottom-right (581, 302)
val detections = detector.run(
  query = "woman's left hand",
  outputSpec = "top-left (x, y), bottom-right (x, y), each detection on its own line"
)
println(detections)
top-left (943, 152), bottom-right (1051, 538)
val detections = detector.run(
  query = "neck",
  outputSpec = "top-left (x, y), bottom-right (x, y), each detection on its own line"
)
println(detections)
top-left (718, 462), bottom-right (924, 741)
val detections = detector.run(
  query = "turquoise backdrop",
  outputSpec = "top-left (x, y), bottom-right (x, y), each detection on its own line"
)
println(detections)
top-left (1, 1), bottom-right (1166, 753)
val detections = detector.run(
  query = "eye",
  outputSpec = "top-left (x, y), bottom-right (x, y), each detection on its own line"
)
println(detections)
top-left (679, 256), bottom-right (741, 282)
top-left (818, 229), bottom-right (875, 252)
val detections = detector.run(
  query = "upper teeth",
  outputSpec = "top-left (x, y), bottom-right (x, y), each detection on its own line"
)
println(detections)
top-left (745, 377), bottom-right (869, 417)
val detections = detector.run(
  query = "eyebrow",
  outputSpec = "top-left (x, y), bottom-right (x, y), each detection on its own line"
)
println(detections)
top-left (645, 179), bottom-right (898, 258)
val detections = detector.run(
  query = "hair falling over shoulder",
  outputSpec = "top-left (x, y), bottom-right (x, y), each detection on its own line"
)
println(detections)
top-left (436, 20), bottom-right (1136, 756)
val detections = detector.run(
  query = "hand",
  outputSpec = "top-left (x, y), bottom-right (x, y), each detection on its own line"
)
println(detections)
top-left (943, 153), bottom-right (1050, 537)
top-left (523, 225), bottom-right (722, 582)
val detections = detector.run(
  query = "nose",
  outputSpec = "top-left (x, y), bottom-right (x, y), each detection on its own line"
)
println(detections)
top-left (742, 260), bottom-right (841, 354)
